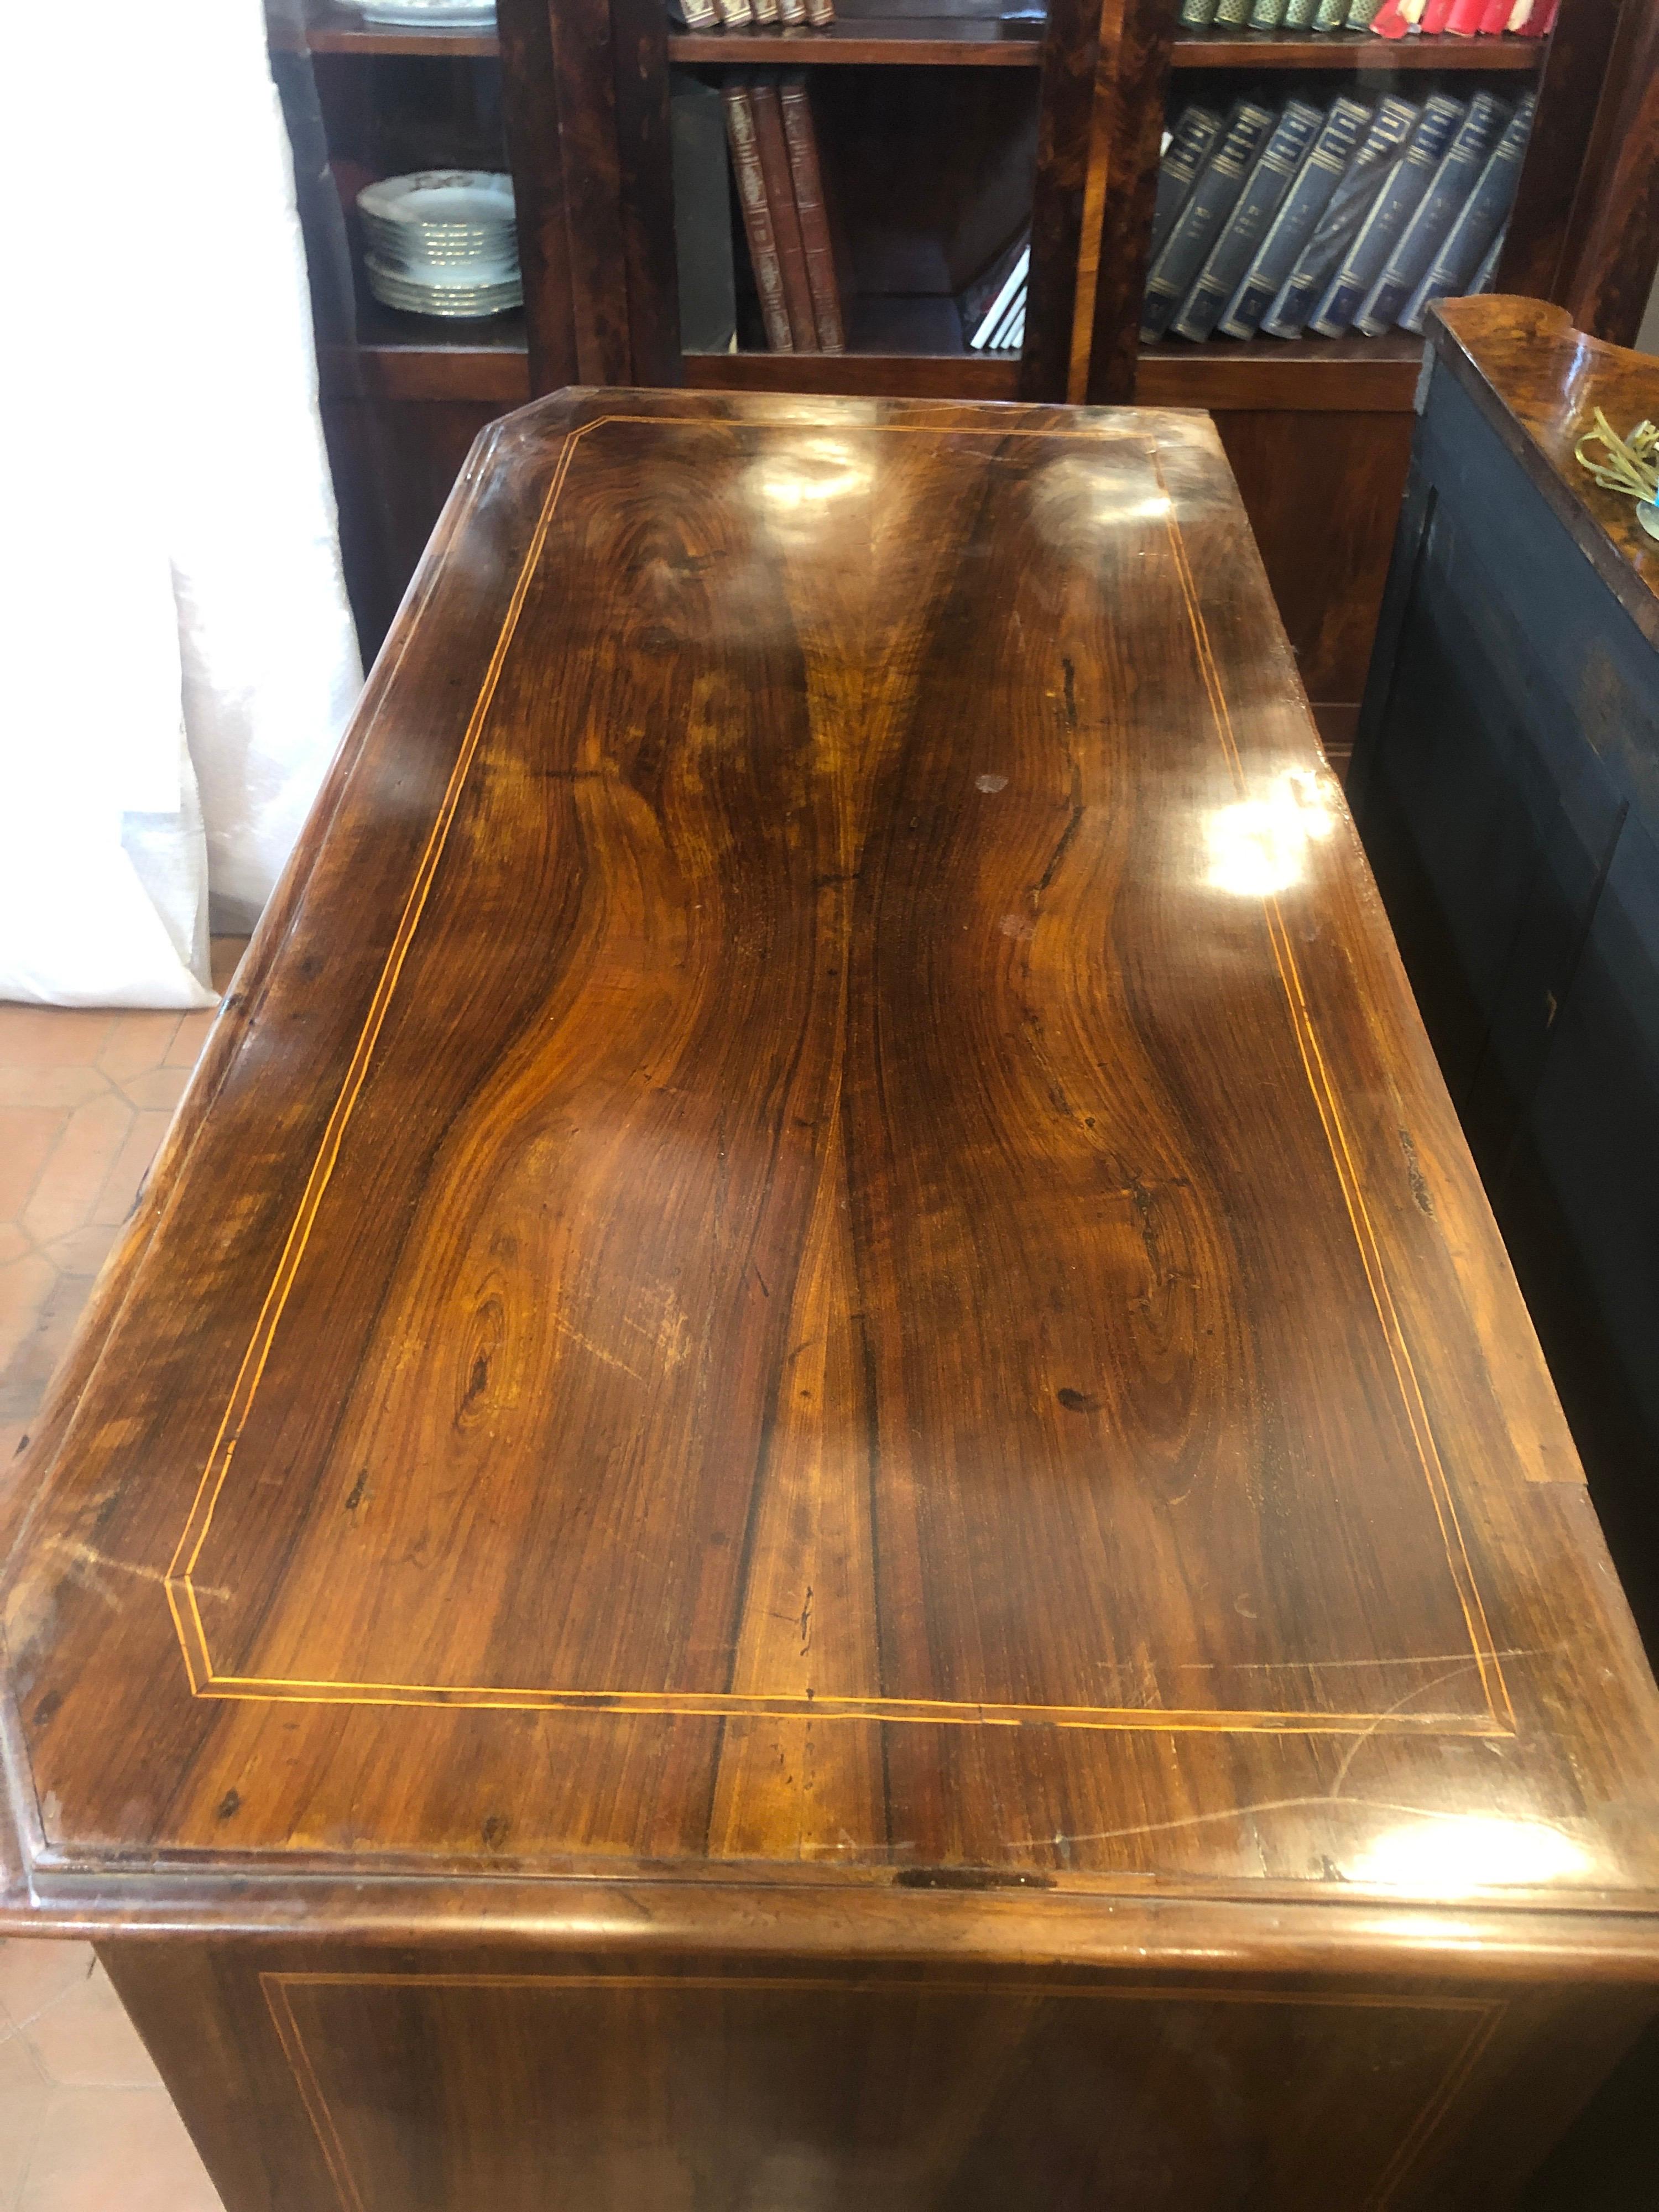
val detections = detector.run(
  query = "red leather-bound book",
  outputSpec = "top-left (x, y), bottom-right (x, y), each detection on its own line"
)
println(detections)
top-left (1369, 0), bottom-right (1424, 39)
top-left (779, 73), bottom-right (846, 353)
top-left (749, 76), bottom-right (821, 352)
top-left (722, 81), bottom-right (794, 351)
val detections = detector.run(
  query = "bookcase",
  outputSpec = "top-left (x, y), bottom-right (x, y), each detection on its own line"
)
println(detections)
top-left (273, 0), bottom-right (1658, 757)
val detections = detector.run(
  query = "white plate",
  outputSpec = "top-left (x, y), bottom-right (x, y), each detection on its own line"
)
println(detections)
top-left (365, 266), bottom-right (522, 317)
top-left (358, 171), bottom-right (514, 233)
top-left (337, 1), bottom-right (497, 22)
top-left (362, 225), bottom-right (515, 263)
top-left (366, 253), bottom-right (518, 292)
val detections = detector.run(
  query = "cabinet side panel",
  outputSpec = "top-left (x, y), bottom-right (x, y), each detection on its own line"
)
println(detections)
top-left (94, 1942), bottom-right (1650, 2212)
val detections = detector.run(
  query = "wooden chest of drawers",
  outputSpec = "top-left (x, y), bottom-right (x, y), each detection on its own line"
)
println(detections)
top-left (3, 387), bottom-right (1657, 2210)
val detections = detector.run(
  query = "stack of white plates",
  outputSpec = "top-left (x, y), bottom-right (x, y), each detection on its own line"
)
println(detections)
top-left (331, 0), bottom-right (495, 26)
top-left (359, 171), bottom-right (520, 320)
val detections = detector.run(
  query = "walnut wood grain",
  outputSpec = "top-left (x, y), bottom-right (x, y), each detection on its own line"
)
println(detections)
top-left (1555, 0), bottom-right (1659, 348)
top-left (1495, 0), bottom-right (1624, 301)
top-left (1426, 295), bottom-right (1659, 651)
top-left (3, 389), bottom-right (1659, 2016)
top-left (98, 1936), bottom-right (1656, 2212)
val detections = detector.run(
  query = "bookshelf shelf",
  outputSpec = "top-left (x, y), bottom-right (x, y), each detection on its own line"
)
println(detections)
top-left (1168, 29), bottom-right (1546, 68)
top-left (687, 294), bottom-right (1020, 391)
top-left (1138, 330), bottom-right (1424, 410)
top-left (302, 6), bottom-right (500, 56)
top-left (319, 302), bottom-right (531, 404)
top-left (670, 19), bottom-right (1042, 65)
top-left (685, 349), bottom-right (1021, 397)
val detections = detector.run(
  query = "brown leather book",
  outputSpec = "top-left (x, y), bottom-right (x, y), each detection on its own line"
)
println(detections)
top-left (779, 72), bottom-right (845, 353)
top-left (748, 76), bottom-right (820, 352)
top-left (722, 81), bottom-right (794, 351)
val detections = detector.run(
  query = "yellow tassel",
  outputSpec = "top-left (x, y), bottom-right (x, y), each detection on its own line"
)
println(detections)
top-left (1575, 407), bottom-right (1659, 503)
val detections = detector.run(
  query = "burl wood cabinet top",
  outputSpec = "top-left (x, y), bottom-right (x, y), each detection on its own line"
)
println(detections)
top-left (1429, 295), bottom-right (1659, 652)
top-left (3, 389), bottom-right (1658, 1975)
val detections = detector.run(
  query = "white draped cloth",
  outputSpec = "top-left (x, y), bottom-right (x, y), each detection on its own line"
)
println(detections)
top-left (1, 0), bottom-right (361, 1006)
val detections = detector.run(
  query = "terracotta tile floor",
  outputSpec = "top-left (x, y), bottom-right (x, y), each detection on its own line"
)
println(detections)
top-left (0, 944), bottom-right (248, 2212)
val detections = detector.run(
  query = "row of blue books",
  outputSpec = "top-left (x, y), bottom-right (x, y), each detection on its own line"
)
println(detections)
top-left (1142, 86), bottom-right (1536, 344)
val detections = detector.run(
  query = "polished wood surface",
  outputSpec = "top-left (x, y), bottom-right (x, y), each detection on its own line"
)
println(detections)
top-left (1426, 295), bottom-right (1659, 648)
top-left (5, 388), bottom-right (1659, 1996)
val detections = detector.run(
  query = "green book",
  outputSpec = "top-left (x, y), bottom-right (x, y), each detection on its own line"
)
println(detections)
top-left (1284, 0), bottom-right (1322, 23)
top-left (1343, 0), bottom-right (1383, 20)
top-left (1179, 0), bottom-right (1220, 25)
top-left (1312, 0), bottom-right (1348, 27)
top-left (1213, 0), bottom-right (1255, 26)
top-left (1249, 0), bottom-right (1291, 25)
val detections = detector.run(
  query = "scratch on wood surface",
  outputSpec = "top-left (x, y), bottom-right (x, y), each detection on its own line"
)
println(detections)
top-left (549, 1313), bottom-right (649, 1383)
top-left (46, 1537), bottom-right (233, 1607)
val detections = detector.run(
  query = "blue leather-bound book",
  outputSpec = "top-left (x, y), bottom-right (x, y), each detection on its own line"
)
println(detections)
top-left (1400, 95), bottom-right (1537, 335)
top-left (1151, 105), bottom-right (1226, 262)
top-left (1140, 101), bottom-right (1277, 343)
top-left (1305, 95), bottom-right (1467, 338)
top-left (1218, 97), bottom-right (1371, 341)
top-left (1259, 97), bottom-right (1419, 341)
top-left (1352, 92), bottom-right (1507, 337)
top-left (1171, 100), bottom-right (1326, 342)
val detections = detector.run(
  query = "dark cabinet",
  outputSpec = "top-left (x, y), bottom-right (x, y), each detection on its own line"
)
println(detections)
top-left (1353, 293), bottom-right (1659, 1640)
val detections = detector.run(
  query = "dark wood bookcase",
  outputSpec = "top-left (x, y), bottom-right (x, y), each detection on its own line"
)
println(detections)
top-left (274, 0), bottom-right (1658, 752)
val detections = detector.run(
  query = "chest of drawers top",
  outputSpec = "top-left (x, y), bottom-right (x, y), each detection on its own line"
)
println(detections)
top-left (4, 388), bottom-right (1657, 1975)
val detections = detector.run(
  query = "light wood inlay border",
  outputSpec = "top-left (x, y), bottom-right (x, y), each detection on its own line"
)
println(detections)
top-left (165, 411), bottom-right (1511, 1739)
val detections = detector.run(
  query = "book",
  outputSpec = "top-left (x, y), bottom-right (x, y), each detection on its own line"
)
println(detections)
top-left (1178, 0), bottom-right (1220, 22)
top-left (989, 288), bottom-right (1026, 349)
top-left (666, 0), bottom-right (719, 28)
top-left (1213, 0), bottom-right (1254, 26)
top-left (1218, 95), bottom-right (1371, 338)
top-left (778, 72), bottom-right (844, 352)
top-left (1171, 98), bottom-right (1326, 341)
top-left (1141, 100), bottom-right (1277, 342)
top-left (1351, 90), bottom-right (1505, 335)
top-left (778, 0), bottom-right (808, 22)
top-left (1466, 223), bottom-right (1505, 297)
top-left (1443, 0), bottom-right (1486, 32)
top-left (1477, 0), bottom-right (1512, 27)
top-left (722, 81), bottom-right (793, 350)
top-left (1248, 0), bottom-right (1290, 25)
top-left (1305, 93), bottom-right (1465, 336)
top-left (1399, 93), bottom-right (1535, 331)
top-left (749, 75), bottom-right (820, 349)
top-left (753, 0), bottom-right (780, 22)
top-left (1420, 0), bottom-right (1456, 28)
top-left (1312, 0), bottom-right (1347, 25)
top-left (670, 76), bottom-right (736, 353)
top-left (1151, 106), bottom-right (1225, 261)
top-left (962, 234), bottom-right (1030, 348)
top-left (1368, 0), bottom-right (1425, 34)
top-left (1260, 96), bottom-right (1419, 337)
top-left (1343, 0), bottom-right (1384, 22)
top-left (1284, 0), bottom-right (1322, 22)
top-left (714, 0), bottom-right (755, 25)
top-left (803, 0), bottom-right (833, 24)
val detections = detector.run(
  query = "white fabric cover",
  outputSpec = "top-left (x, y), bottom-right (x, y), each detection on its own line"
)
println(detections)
top-left (0, 0), bottom-right (361, 1006)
